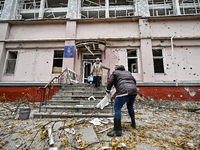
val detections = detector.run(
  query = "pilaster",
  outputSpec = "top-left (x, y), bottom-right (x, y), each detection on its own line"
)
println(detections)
top-left (139, 19), bottom-right (155, 82)
top-left (0, 23), bottom-right (10, 81)
top-left (63, 21), bottom-right (77, 71)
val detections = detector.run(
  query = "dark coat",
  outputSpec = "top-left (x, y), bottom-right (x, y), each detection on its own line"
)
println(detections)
top-left (107, 65), bottom-right (137, 97)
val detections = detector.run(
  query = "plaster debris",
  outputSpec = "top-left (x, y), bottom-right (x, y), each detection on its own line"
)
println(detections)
top-left (49, 148), bottom-right (58, 150)
top-left (89, 118), bottom-right (102, 126)
top-left (0, 101), bottom-right (200, 150)
top-left (88, 95), bottom-right (96, 101)
top-left (79, 126), bottom-right (100, 148)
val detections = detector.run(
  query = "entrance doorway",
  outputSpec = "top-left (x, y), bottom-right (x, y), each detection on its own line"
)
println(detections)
top-left (82, 54), bottom-right (101, 83)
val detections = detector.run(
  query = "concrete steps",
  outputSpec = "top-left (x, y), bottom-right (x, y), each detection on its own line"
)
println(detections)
top-left (34, 112), bottom-right (113, 119)
top-left (33, 83), bottom-right (113, 118)
top-left (47, 100), bottom-right (101, 105)
top-left (39, 105), bottom-right (112, 113)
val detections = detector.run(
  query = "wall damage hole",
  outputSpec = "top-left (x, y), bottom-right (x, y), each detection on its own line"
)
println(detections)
top-left (183, 67), bottom-right (186, 70)
top-left (185, 87), bottom-right (196, 97)
top-left (186, 48), bottom-right (188, 50)
top-left (193, 73), bottom-right (196, 75)
top-left (180, 46), bottom-right (183, 48)
top-left (190, 67), bottom-right (192, 69)
top-left (160, 40), bottom-right (164, 43)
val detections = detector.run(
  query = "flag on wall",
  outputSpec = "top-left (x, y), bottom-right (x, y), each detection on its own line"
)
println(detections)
top-left (64, 46), bottom-right (74, 57)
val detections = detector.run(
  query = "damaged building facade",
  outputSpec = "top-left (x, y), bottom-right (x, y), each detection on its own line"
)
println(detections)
top-left (0, 0), bottom-right (200, 101)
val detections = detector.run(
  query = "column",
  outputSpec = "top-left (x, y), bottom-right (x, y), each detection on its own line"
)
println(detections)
top-left (77, 0), bottom-right (81, 19)
top-left (63, 21), bottom-right (77, 71)
top-left (0, 23), bottom-right (10, 81)
top-left (1, 0), bottom-right (17, 20)
top-left (139, 19), bottom-right (155, 82)
top-left (136, 0), bottom-right (150, 17)
top-left (38, 0), bottom-right (46, 19)
top-left (105, 0), bottom-right (109, 18)
top-left (172, 0), bottom-right (181, 15)
top-left (67, 0), bottom-right (78, 19)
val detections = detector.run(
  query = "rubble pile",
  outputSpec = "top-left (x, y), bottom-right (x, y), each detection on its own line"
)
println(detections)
top-left (0, 101), bottom-right (199, 150)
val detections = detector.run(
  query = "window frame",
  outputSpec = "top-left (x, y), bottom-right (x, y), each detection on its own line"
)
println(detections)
top-left (51, 49), bottom-right (64, 74)
top-left (4, 50), bottom-right (18, 75)
top-left (152, 47), bottom-right (165, 74)
top-left (126, 48), bottom-right (140, 74)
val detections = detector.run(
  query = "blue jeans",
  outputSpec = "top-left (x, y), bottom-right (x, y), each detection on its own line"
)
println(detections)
top-left (114, 95), bottom-right (136, 119)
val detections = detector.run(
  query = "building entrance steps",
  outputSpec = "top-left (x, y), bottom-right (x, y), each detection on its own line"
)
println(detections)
top-left (33, 83), bottom-right (114, 118)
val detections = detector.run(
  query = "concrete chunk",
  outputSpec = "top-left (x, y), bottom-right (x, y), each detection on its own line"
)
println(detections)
top-left (79, 126), bottom-right (100, 148)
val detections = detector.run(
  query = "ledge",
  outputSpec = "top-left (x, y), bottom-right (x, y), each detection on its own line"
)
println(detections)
top-left (0, 82), bottom-right (200, 87)
top-left (137, 82), bottom-right (200, 87)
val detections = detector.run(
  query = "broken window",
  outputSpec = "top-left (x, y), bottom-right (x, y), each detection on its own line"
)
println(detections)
top-left (127, 49), bottom-right (138, 73)
top-left (17, 0), bottom-right (68, 20)
top-left (81, 0), bottom-right (105, 19)
top-left (109, 0), bottom-right (135, 17)
top-left (52, 50), bottom-right (63, 74)
top-left (81, 0), bottom-right (135, 19)
top-left (148, 0), bottom-right (173, 16)
top-left (5, 51), bottom-right (18, 75)
top-left (180, 0), bottom-right (200, 15)
top-left (152, 49), bottom-right (164, 73)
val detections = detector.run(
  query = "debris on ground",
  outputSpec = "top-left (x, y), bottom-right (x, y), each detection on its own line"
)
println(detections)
top-left (0, 100), bottom-right (200, 150)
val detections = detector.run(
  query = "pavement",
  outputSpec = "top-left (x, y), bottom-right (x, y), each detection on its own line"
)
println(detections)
top-left (0, 100), bottom-right (200, 150)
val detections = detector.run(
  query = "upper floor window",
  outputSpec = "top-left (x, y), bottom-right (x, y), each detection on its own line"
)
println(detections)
top-left (127, 49), bottom-right (138, 73)
top-left (5, 51), bottom-right (18, 75)
top-left (152, 49), bottom-right (164, 73)
top-left (52, 50), bottom-right (63, 74)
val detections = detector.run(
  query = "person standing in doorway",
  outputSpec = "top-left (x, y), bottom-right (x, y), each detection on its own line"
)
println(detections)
top-left (106, 65), bottom-right (137, 137)
top-left (90, 58), bottom-right (110, 89)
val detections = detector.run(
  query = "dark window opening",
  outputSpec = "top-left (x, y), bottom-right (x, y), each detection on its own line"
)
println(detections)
top-left (154, 59), bottom-right (164, 73)
top-left (128, 59), bottom-right (138, 73)
top-left (127, 49), bottom-right (138, 73)
top-left (53, 59), bottom-right (63, 67)
top-left (153, 49), bottom-right (164, 73)
top-left (5, 51), bottom-right (18, 74)
top-left (128, 49), bottom-right (137, 57)
top-left (52, 50), bottom-right (63, 74)
top-left (153, 50), bottom-right (162, 56)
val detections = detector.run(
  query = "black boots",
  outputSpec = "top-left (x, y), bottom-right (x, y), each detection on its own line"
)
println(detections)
top-left (130, 115), bottom-right (136, 129)
top-left (107, 118), bottom-right (122, 137)
top-left (107, 116), bottom-right (136, 137)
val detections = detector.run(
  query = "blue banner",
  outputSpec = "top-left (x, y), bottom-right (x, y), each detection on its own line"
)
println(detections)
top-left (64, 46), bottom-right (74, 57)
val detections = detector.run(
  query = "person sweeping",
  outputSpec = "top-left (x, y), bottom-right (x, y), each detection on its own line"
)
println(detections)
top-left (106, 65), bottom-right (137, 137)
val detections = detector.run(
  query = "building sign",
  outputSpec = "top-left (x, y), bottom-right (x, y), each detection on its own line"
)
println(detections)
top-left (64, 46), bottom-right (74, 57)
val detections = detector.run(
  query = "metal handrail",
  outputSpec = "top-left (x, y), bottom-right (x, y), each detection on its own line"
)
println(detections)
top-left (37, 67), bottom-right (79, 112)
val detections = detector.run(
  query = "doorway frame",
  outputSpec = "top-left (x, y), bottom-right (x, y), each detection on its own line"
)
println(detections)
top-left (82, 53), bottom-right (102, 83)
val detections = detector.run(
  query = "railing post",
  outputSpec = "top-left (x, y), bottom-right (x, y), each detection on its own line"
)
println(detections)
top-left (37, 67), bottom-right (79, 112)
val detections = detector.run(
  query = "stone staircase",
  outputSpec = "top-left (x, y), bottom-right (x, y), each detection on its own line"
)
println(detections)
top-left (33, 83), bottom-right (114, 118)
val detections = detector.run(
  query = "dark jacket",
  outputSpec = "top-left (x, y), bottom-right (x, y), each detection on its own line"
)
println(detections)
top-left (107, 65), bottom-right (137, 97)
